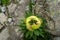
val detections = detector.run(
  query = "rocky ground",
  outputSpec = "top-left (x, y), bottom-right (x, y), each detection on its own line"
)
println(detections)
top-left (0, 0), bottom-right (60, 40)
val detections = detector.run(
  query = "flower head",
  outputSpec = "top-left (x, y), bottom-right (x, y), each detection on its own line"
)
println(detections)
top-left (26, 16), bottom-right (42, 31)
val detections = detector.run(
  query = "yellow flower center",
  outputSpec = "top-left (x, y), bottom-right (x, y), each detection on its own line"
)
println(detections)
top-left (26, 16), bottom-right (42, 31)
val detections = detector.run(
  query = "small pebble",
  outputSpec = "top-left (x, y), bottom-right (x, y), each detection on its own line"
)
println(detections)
top-left (1, 7), bottom-right (6, 13)
top-left (8, 18), bottom-right (12, 23)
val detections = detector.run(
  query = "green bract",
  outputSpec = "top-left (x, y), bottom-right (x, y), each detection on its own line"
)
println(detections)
top-left (26, 16), bottom-right (42, 31)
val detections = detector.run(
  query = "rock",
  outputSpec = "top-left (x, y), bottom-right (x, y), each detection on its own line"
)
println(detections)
top-left (0, 13), bottom-right (7, 24)
top-left (6, 0), bottom-right (29, 40)
top-left (0, 27), bottom-right (9, 40)
top-left (46, 0), bottom-right (60, 36)
top-left (17, 0), bottom-right (20, 2)
top-left (25, 6), bottom-right (29, 11)
top-left (19, 0), bottom-right (25, 4)
top-left (53, 37), bottom-right (60, 40)
top-left (8, 3), bottom-right (17, 13)
top-left (8, 18), bottom-right (12, 23)
top-left (0, 24), bottom-right (3, 29)
top-left (47, 21), bottom-right (55, 30)
top-left (1, 6), bottom-right (6, 13)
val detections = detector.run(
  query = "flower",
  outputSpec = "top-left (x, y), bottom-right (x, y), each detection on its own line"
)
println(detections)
top-left (26, 16), bottom-right (42, 31)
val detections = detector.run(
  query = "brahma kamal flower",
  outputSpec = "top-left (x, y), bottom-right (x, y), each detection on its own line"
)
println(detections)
top-left (26, 16), bottom-right (42, 31)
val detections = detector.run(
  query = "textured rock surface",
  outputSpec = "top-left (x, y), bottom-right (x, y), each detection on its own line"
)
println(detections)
top-left (47, 0), bottom-right (60, 40)
top-left (0, 13), bottom-right (7, 29)
top-left (0, 28), bottom-right (9, 40)
top-left (0, 13), bottom-right (7, 24)
top-left (53, 37), bottom-right (60, 40)
top-left (0, 0), bottom-right (60, 40)
top-left (46, 0), bottom-right (60, 36)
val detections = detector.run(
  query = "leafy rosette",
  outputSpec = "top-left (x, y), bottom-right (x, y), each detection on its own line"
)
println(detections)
top-left (19, 0), bottom-right (52, 40)
top-left (19, 15), bottom-right (52, 40)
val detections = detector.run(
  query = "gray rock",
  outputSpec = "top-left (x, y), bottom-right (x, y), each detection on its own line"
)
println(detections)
top-left (1, 7), bottom-right (6, 13)
top-left (8, 3), bottom-right (17, 13)
top-left (0, 13), bottom-right (7, 24)
top-left (0, 28), bottom-right (9, 40)
top-left (0, 24), bottom-right (3, 29)
top-left (53, 37), bottom-right (60, 40)
top-left (46, 0), bottom-right (60, 36)
top-left (6, 0), bottom-right (29, 40)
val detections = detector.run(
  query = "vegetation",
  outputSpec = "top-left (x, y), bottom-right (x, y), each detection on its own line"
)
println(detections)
top-left (0, 0), bottom-right (10, 6)
top-left (19, 0), bottom-right (52, 40)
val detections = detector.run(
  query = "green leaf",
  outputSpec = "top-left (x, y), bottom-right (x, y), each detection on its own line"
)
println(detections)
top-left (38, 29), bottom-right (45, 38)
top-left (34, 30), bottom-right (40, 36)
top-left (33, 35), bottom-right (37, 40)
top-left (29, 31), bottom-right (33, 38)
top-left (19, 23), bottom-right (26, 30)
top-left (39, 32), bottom-right (44, 38)
top-left (1, 0), bottom-right (10, 6)
top-left (25, 31), bottom-right (33, 38)
top-left (25, 31), bottom-right (30, 38)
top-left (29, 0), bottom-right (32, 13)
top-left (25, 11), bottom-right (33, 18)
